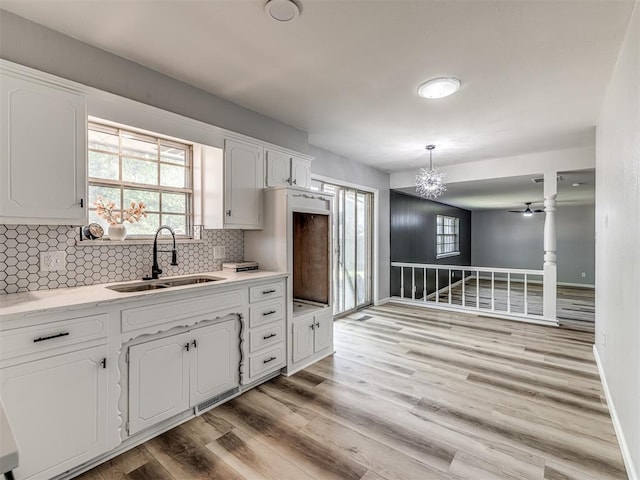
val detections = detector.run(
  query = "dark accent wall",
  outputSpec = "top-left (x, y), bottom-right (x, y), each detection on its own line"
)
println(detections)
top-left (390, 190), bottom-right (471, 298)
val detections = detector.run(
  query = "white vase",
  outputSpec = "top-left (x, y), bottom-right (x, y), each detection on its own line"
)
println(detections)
top-left (108, 223), bottom-right (127, 241)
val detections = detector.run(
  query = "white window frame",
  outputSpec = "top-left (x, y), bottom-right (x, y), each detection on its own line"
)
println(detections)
top-left (87, 121), bottom-right (194, 238)
top-left (436, 214), bottom-right (460, 259)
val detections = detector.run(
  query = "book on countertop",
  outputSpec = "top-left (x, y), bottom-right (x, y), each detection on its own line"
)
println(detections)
top-left (223, 261), bottom-right (259, 272)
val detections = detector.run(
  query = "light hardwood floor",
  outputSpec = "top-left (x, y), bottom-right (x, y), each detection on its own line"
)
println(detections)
top-left (76, 304), bottom-right (625, 480)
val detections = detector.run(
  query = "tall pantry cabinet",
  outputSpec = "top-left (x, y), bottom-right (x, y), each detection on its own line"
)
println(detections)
top-left (244, 187), bottom-right (334, 374)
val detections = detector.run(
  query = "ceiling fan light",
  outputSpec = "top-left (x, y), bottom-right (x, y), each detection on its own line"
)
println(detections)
top-left (523, 211), bottom-right (533, 217)
top-left (417, 77), bottom-right (461, 99)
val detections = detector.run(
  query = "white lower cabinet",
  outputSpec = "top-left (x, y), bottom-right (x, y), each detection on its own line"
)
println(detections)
top-left (291, 307), bottom-right (333, 365)
top-left (0, 345), bottom-right (108, 480)
top-left (128, 317), bottom-right (239, 436)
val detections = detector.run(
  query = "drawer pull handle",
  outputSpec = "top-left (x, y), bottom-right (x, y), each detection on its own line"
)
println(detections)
top-left (262, 289), bottom-right (276, 295)
top-left (263, 356), bottom-right (277, 364)
top-left (33, 332), bottom-right (70, 343)
top-left (315, 322), bottom-right (320, 328)
top-left (263, 333), bottom-right (277, 340)
top-left (263, 310), bottom-right (277, 316)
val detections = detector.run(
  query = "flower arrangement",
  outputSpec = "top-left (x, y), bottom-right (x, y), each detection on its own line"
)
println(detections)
top-left (93, 195), bottom-right (147, 225)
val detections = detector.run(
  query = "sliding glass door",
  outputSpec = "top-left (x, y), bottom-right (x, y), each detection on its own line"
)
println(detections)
top-left (312, 180), bottom-right (373, 315)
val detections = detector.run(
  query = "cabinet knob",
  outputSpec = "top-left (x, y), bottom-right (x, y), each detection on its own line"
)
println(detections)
top-left (292, 178), bottom-right (297, 185)
top-left (310, 323), bottom-right (315, 330)
top-left (315, 322), bottom-right (320, 328)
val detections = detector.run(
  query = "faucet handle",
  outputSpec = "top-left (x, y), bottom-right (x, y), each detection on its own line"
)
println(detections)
top-left (171, 250), bottom-right (178, 266)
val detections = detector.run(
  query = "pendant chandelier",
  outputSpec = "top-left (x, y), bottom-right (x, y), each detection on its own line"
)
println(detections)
top-left (416, 145), bottom-right (446, 200)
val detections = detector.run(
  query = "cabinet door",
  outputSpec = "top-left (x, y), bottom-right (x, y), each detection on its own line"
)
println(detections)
top-left (314, 309), bottom-right (334, 353)
top-left (0, 346), bottom-right (108, 480)
top-left (291, 317), bottom-right (315, 363)
top-left (224, 139), bottom-right (263, 229)
top-left (190, 318), bottom-right (239, 407)
top-left (265, 149), bottom-right (291, 187)
top-left (128, 333), bottom-right (190, 436)
top-left (0, 73), bottom-right (87, 225)
top-left (291, 157), bottom-right (311, 189)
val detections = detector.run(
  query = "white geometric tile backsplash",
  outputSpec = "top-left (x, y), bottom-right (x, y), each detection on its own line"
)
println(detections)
top-left (0, 225), bottom-right (244, 294)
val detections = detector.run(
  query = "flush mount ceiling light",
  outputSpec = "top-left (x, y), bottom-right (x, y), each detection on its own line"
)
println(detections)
top-left (417, 77), bottom-right (461, 99)
top-left (265, 0), bottom-right (300, 22)
top-left (416, 145), bottom-right (447, 200)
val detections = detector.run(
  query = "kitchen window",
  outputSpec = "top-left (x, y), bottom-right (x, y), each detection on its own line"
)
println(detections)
top-left (88, 122), bottom-right (194, 237)
top-left (436, 215), bottom-right (459, 258)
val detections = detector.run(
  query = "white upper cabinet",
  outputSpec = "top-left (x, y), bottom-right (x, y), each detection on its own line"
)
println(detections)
top-left (201, 139), bottom-right (263, 230)
top-left (265, 148), bottom-right (312, 189)
top-left (291, 156), bottom-right (311, 189)
top-left (265, 149), bottom-right (291, 186)
top-left (225, 139), bottom-right (263, 229)
top-left (0, 70), bottom-right (87, 225)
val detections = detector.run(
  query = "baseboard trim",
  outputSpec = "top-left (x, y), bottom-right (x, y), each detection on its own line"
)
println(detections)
top-left (376, 296), bottom-right (391, 306)
top-left (593, 345), bottom-right (638, 480)
top-left (558, 282), bottom-right (595, 288)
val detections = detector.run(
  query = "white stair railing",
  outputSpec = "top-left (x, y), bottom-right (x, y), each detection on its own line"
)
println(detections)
top-left (391, 262), bottom-right (556, 325)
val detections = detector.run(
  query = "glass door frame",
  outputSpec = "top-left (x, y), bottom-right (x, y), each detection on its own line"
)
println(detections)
top-left (311, 175), bottom-right (377, 317)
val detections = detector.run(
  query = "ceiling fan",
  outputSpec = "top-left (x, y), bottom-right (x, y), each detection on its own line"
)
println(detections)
top-left (508, 202), bottom-right (544, 217)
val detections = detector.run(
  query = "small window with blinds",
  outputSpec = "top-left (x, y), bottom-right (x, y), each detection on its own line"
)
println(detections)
top-left (87, 122), bottom-right (193, 237)
top-left (436, 215), bottom-right (459, 258)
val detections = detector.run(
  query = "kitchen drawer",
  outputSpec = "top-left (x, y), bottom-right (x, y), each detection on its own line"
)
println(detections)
top-left (249, 300), bottom-right (284, 328)
top-left (0, 314), bottom-right (108, 361)
top-left (248, 344), bottom-right (285, 379)
top-left (249, 281), bottom-right (284, 303)
top-left (121, 288), bottom-right (244, 333)
top-left (249, 323), bottom-right (284, 353)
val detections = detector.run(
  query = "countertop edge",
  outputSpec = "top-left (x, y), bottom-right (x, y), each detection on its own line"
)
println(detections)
top-left (0, 271), bottom-right (289, 324)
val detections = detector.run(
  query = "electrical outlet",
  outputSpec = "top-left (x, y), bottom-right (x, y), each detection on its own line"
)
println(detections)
top-left (581, 272), bottom-right (586, 278)
top-left (40, 251), bottom-right (66, 272)
top-left (213, 246), bottom-right (225, 260)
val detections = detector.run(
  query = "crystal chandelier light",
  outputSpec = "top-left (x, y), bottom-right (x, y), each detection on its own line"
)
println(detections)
top-left (416, 145), bottom-right (446, 199)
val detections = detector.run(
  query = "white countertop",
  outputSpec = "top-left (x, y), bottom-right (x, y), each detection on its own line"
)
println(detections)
top-left (0, 270), bottom-right (288, 323)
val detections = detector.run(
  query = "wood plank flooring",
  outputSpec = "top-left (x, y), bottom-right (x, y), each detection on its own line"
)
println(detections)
top-left (75, 304), bottom-right (625, 480)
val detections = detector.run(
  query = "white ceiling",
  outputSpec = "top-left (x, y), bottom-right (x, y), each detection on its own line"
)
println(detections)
top-left (0, 1), bottom-right (634, 172)
top-left (396, 169), bottom-right (596, 210)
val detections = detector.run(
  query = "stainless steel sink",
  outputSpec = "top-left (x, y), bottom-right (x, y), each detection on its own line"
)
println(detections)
top-left (161, 276), bottom-right (224, 287)
top-left (107, 275), bottom-right (224, 293)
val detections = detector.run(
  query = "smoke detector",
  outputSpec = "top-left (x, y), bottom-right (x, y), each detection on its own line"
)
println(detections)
top-left (265, 0), bottom-right (300, 22)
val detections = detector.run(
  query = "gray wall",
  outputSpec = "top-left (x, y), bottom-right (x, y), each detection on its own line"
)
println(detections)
top-left (0, 10), bottom-right (308, 153)
top-left (309, 145), bottom-right (391, 300)
top-left (471, 205), bottom-right (595, 285)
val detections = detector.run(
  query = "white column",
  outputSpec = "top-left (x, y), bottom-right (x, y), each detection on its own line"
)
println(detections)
top-left (543, 180), bottom-right (558, 321)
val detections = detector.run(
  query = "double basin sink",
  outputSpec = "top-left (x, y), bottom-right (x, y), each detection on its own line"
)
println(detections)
top-left (107, 275), bottom-right (225, 293)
